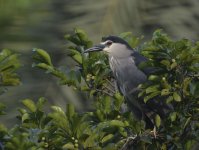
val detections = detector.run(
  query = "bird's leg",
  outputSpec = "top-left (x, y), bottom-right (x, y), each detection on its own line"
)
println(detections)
top-left (105, 79), bottom-right (116, 88)
top-left (103, 84), bottom-right (116, 94)
top-left (114, 80), bottom-right (119, 92)
top-left (106, 78), bottom-right (119, 92)
top-left (121, 134), bottom-right (138, 150)
top-left (95, 89), bottom-right (113, 97)
top-left (150, 126), bottom-right (158, 139)
top-left (100, 79), bottom-right (117, 95)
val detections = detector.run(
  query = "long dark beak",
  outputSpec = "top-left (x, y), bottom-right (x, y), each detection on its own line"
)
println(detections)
top-left (84, 44), bottom-right (105, 53)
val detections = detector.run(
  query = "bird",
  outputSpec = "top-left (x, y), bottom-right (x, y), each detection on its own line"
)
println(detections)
top-left (84, 35), bottom-right (172, 129)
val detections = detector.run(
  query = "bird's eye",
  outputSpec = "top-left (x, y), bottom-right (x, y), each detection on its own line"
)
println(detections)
top-left (106, 40), bottom-right (113, 46)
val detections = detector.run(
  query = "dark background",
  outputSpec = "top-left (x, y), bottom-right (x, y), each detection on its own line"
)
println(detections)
top-left (1, 0), bottom-right (199, 126)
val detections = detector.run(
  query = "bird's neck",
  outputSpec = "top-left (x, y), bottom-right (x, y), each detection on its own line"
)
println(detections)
top-left (107, 50), bottom-right (133, 59)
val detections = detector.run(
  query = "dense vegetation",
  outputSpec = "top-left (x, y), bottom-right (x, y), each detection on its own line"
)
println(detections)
top-left (0, 29), bottom-right (199, 150)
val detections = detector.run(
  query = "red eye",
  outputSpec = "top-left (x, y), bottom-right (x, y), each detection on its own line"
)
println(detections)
top-left (106, 40), bottom-right (113, 46)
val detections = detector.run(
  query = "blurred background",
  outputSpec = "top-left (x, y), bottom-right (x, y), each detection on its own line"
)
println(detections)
top-left (1, 0), bottom-right (199, 126)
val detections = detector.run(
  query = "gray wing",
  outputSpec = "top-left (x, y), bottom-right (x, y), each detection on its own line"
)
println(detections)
top-left (109, 54), bottom-right (147, 119)
top-left (131, 52), bottom-right (173, 112)
top-left (131, 51), bottom-right (155, 76)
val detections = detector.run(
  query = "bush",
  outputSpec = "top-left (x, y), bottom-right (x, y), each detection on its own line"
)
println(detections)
top-left (0, 29), bottom-right (199, 150)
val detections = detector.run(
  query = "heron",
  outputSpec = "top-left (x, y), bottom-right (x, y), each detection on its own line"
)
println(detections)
top-left (84, 35), bottom-right (172, 131)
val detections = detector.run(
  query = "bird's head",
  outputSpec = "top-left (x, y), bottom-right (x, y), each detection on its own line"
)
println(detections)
top-left (84, 36), bottom-right (132, 57)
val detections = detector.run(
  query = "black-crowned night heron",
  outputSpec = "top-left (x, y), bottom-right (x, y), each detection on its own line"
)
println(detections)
top-left (84, 36), bottom-right (172, 129)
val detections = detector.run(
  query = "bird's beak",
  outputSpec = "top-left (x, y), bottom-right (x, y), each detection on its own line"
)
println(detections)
top-left (84, 44), bottom-right (105, 53)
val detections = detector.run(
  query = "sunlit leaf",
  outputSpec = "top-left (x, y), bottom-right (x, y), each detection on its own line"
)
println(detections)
top-left (145, 85), bottom-right (159, 94)
top-left (109, 120), bottom-right (125, 127)
top-left (22, 99), bottom-right (37, 112)
top-left (69, 49), bottom-right (82, 64)
top-left (66, 104), bottom-right (75, 119)
top-left (101, 134), bottom-right (114, 144)
top-left (144, 91), bottom-right (160, 103)
top-left (62, 142), bottom-right (74, 149)
top-left (33, 48), bottom-right (53, 66)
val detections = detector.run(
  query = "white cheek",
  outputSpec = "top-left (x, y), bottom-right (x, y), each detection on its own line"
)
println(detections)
top-left (103, 47), bottom-right (111, 52)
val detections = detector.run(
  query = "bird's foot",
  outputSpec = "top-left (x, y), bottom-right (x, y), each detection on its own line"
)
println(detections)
top-left (120, 135), bottom-right (138, 150)
top-left (150, 126), bottom-right (158, 139)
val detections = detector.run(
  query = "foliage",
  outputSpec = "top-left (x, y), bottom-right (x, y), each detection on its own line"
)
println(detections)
top-left (0, 49), bottom-right (21, 149)
top-left (0, 29), bottom-right (199, 150)
top-left (0, 48), bottom-right (21, 114)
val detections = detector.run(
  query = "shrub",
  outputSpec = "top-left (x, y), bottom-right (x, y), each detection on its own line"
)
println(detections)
top-left (0, 29), bottom-right (199, 150)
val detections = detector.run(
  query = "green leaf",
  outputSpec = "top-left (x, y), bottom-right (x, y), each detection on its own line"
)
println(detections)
top-left (69, 49), bottom-right (82, 64)
top-left (0, 124), bottom-right (7, 133)
top-left (36, 97), bottom-right (47, 110)
top-left (183, 78), bottom-right (191, 96)
top-left (155, 114), bottom-right (161, 128)
top-left (183, 117), bottom-right (191, 130)
top-left (51, 106), bottom-right (65, 116)
top-left (170, 112), bottom-right (177, 122)
top-left (152, 29), bottom-right (170, 45)
top-left (17, 108), bottom-right (27, 115)
top-left (161, 89), bottom-right (170, 96)
top-left (148, 75), bottom-right (159, 81)
top-left (0, 49), bottom-right (21, 86)
top-left (33, 63), bottom-right (54, 72)
top-left (83, 132), bottom-right (98, 148)
top-left (104, 96), bottom-right (111, 113)
top-left (65, 28), bottom-right (92, 48)
top-left (170, 62), bottom-right (177, 69)
top-left (119, 32), bottom-right (143, 48)
top-left (22, 99), bottom-right (37, 112)
top-left (185, 140), bottom-right (196, 150)
top-left (144, 91), bottom-right (160, 103)
top-left (66, 104), bottom-right (75, 119)
top-left (109, 120), bottom-right (125, 127)
top-left (0, 49), bottom-right (20, 71)
top-left (140, 135), bottom-right (152, 144)
top-left (62, 142), bottom-right (74, 149)
top-left (138, 90), bottom-right (145, 98)
top-left (50, 106), bottom-right (70, 131)
top-left (145, 85), bottom-right (159, 94)
top-left (22, 113), bottom-right (30, 122)
top-left (119, 127), bottom-right (127, 137)
top-left (166, 96), bottom-right (173, 103)
top-left (101, 134), bottom-right (114, 143)
top-left (114, 92), bottom-right (124, 110)
top-left (33, 48), bottom-right (53, 66)
top-left (189, 82), bottom-right (199, 97)
top-left (173, 92), bottom-right (181, 102)
top-left (1, 73), bottom-right (21, 86)
top-left (0, 103), bottom-right (6, 115)
top-left (161, 144), bottom-right (167, 150)
top-left (161, 60), bottom-right (170, 67)
top-left (96, 109), bottom-right (104, 121)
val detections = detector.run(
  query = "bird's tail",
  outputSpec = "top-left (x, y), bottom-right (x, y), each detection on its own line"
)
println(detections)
top-left (126, 94), bottom-right (173, 128)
